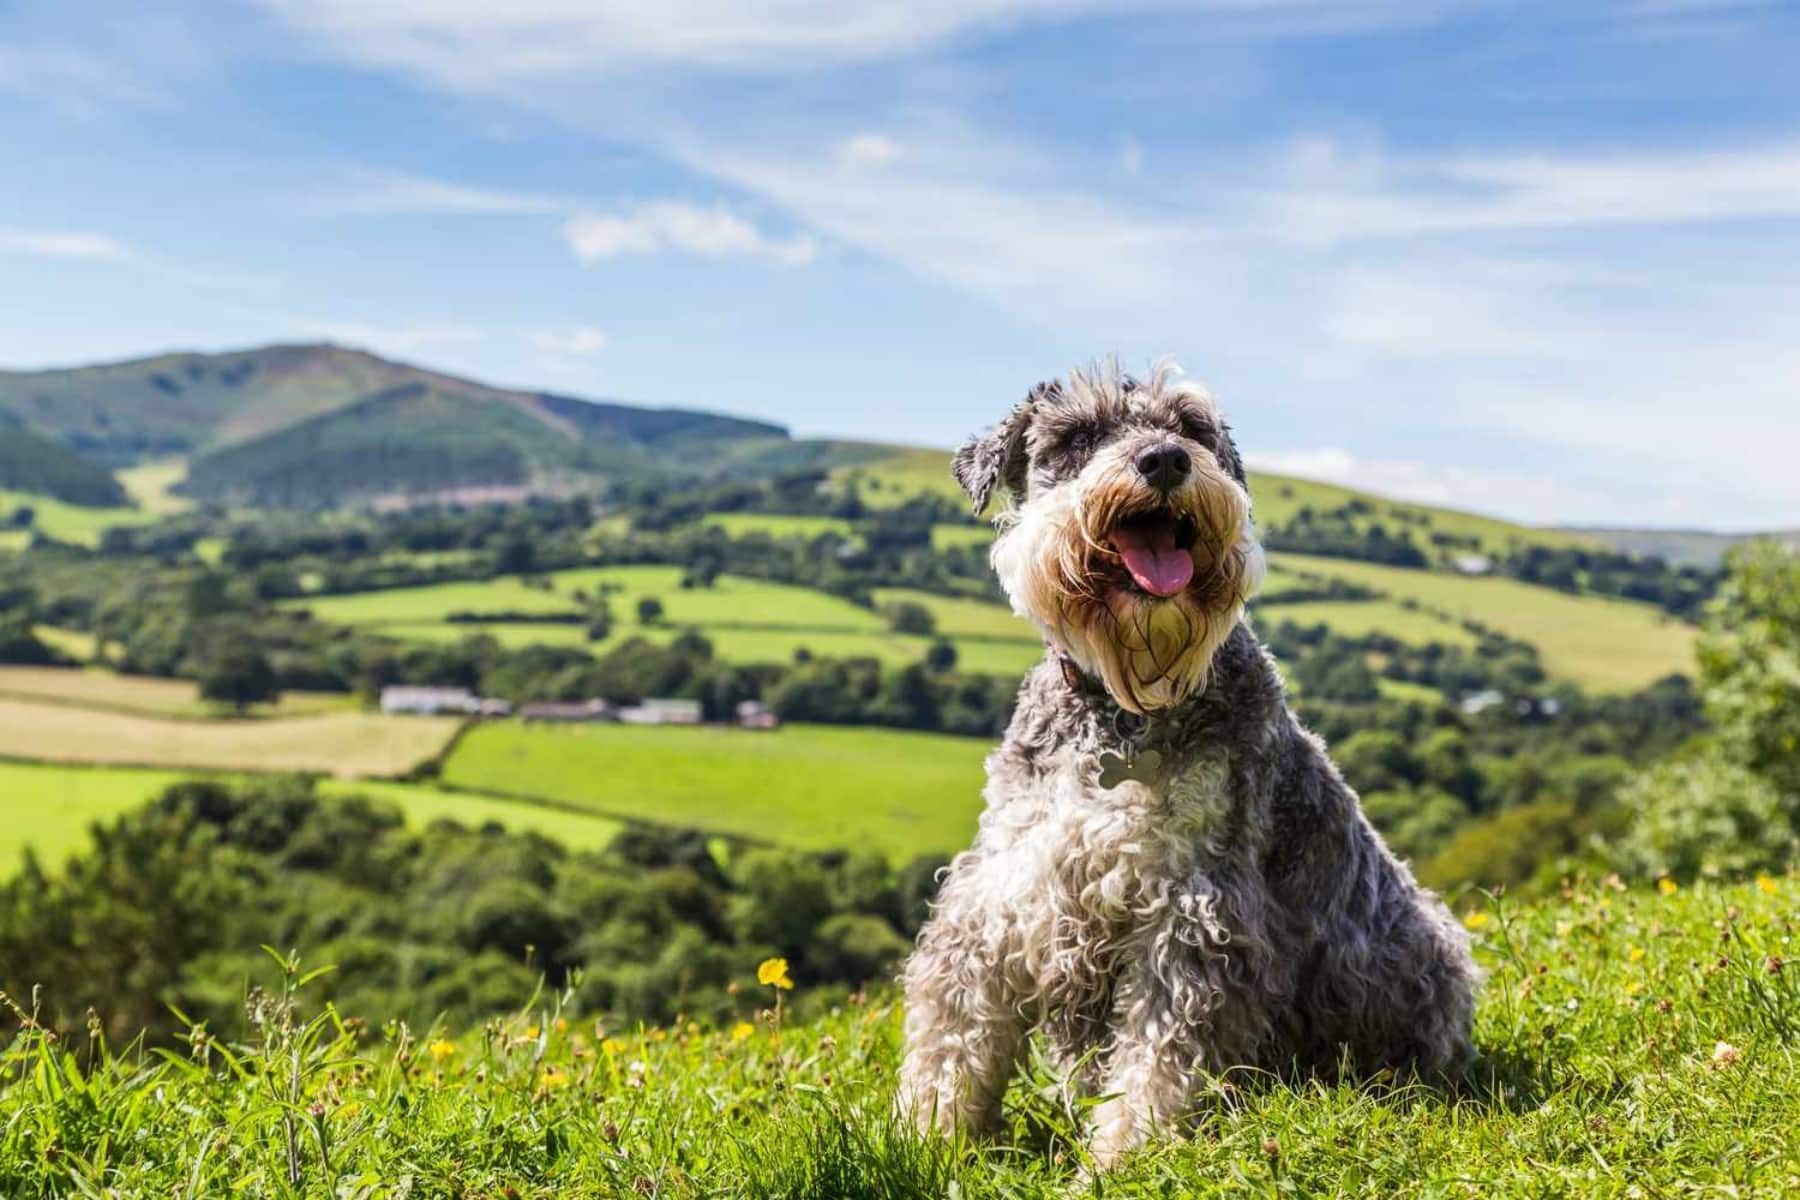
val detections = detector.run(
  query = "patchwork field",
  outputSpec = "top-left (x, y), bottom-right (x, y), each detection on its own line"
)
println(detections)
top-left (0, 665), bottom-right (352, 719)
top-left (0, 696), bottom-right (460, 777)
top-left (1271, 553), bottom-right (1697, 691)
top-left (1254, 597), bottom-right (1481, 647)
top-left (442, 722), bottom-right (990, 861)
top-left (0, 488), bottom-right (155, 548)
top-left (0, 763), bottom-right (624, 873)
top-left (286, 565), bottom-right (1045, 670)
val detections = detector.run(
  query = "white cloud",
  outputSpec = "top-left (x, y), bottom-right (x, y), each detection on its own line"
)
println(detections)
top-left (0, 229), bottom-right (132, 260)
top-left (840, 133), bottom-right (903, 167)
top-left (305, 169), bottom-right (569, 215)
top-left (299, 320), bottom-right (486, 355)
top-left (562, 202), bottom-right (817, 265)
top-left (1245, 447), bottom-right (1626, 525)
top-left (1262, 138), bottom-right (1800, 245)
top-left (0, 44), bottom-right (164, 115)
top-left (528, 326), bottom-right (609, 356)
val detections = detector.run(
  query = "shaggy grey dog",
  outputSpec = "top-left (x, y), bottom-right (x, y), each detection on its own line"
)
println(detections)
top-left (897, 362), bottom-right (1477, 1169)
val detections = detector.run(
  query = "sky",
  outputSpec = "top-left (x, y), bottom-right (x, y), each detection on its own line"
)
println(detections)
top-left (0, 1), bottom-right (1796, 530)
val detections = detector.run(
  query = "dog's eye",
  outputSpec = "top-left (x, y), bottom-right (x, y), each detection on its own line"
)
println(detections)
top-left (1038, 420), bottom-right (1101, 461)
top-left (1176, 413), bottom-right (1216, 447)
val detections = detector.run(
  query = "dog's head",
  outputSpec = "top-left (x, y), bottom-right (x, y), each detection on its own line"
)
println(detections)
top-left (957, 360), bottom-right (1264, 714)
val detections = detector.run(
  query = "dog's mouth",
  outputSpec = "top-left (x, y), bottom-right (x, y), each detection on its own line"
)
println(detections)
top-left (1104, 509), bottom-right (1199, 599)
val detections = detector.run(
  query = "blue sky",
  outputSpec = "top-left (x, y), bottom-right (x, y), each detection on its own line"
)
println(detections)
top-left (1, 1), bottom-right (1795, 529)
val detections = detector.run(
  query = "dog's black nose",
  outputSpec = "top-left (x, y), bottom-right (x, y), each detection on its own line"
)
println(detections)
top-left (1134, 443), bottom-right (1191, 491)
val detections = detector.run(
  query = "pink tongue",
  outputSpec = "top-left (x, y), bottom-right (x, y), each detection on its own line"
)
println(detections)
top-left (1110, 523), bottom-right (1195, 598)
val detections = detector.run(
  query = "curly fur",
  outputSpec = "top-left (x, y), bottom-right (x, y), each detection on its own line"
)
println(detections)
top-left (899, 362), bottom-right (1477, 1170)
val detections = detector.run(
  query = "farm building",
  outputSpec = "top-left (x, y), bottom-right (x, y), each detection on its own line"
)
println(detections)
top-left (520, 700), bottom-right (617, 724)
top-left (617, 698), bottom-right (703, 726)
top-left (736, 700), bottom-right (780, 730)
top-left (381, 686), bottom-right (480, 716)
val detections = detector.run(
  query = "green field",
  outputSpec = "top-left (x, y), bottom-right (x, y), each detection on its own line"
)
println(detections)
top-left (6, 876), bottom-right (1798, 1197)
top-left (1254, 597), bottom-right (1480, 647)
top-left (1271, 553), bottom-right (1696, 691)
top-left (0, 695), bottom-right (460, 777)
top-left (699, 512), bottom-right (855, 540)
top-left (0, 762), bottom-right (623, 870)
top-left (443, 722), bottom-right (990, 861)
top-left (0, 665), bottom-right (353, 719)
top-left (0, 488), bottom-right (153, 548)
top-left (114, 458), bottom-right (194, 515)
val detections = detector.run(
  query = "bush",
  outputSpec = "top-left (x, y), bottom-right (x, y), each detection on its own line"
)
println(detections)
top-left (1613, 750), bottom-right (1795, 881)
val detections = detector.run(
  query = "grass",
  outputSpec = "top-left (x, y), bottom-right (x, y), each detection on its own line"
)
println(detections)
top-left (1253, 598), bottom-right (1479, 647)
top-left (1271, 553), bottom-right (1697, 691)
top-left (0, 488), bottom-right (154, 548)
top-left (0, 696), bottom-right (460, 777)
top-left (443, 722), bottom-right (990, 861)
top-left (114, 458), bottom-right (193, 515)
top-left (4, 875), bottom-right (1798, 1196)
top-left (0, 665), bottom-right (353, 719)
top-left (699, 512), bottom-right (855, 541)
top-left (0, 763), bottom-right (624, 871)
top-left (29, 627), bottom-right (102, 662)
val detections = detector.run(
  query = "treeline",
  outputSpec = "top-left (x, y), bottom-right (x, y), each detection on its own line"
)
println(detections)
top-left (0, 776), bottom-right (948, 1046)
top-left (0, 418), bottom-right (130, 507)
top-left (1499, 544), bottom-right (1719, 620)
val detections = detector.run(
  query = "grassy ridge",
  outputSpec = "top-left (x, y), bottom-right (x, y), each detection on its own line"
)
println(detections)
top-left (4, 877), bottom-right (1795, 1196)
top-left (443, 722), bottom-right (989, 861)
top-left (1272, 553), bottom-right (1697, 691)
top-left (0, 665), bottom-right (352, 719)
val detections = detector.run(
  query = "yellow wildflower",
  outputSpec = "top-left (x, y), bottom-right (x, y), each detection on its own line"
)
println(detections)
top-left (540, 1067), bottom-right (571, 1090)
top-left (1623, 980), bottom-right (1642, 998)
top-left (525, 1025), bottom-right (541, 1040)
top-left (428, 1038), bottom-right (457, 1063)
top-left (1462, 911), bottom-right (1490, 931)
top-left (731, 1022), bottom-right (755, 1042)
top-left (1658, 878), bottom-right (1679, 896)
top-left (1628, 945), bottom-right (1646, 963)
top-left (601, 1038), bottom-right (626, 1056)
top-left (1757, 874), bottom-right (1779, 895)
top-left (1555, 921), bottom-right (1573, 938)
top-left (758, 957), bottom-right (796, 990)
top-left (555, 1018), bottom-right (570, 1034)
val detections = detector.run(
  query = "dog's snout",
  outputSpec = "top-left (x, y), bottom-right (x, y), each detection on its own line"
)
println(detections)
top-left (1134, 443), bottom-right (1191, 491)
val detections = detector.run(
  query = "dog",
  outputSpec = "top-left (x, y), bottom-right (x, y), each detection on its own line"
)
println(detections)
top-left (897, 361), bottom-right (1477, 1170)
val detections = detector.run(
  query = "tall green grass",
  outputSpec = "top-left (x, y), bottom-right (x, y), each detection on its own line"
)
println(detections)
top-left (4, 877), bottom-right (1796, 1196)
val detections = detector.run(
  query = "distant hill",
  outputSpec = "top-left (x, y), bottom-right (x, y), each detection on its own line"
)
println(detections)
top-left (0, 411), bottom-right (129, 508)
top-left (0, 343), bottom-right (805, 507)
top-left (1566, 527), bottom-right (1800, 569)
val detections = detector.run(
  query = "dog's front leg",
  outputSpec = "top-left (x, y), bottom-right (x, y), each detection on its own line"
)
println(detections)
top-left (896, 863), bottom-right (1029, 1138)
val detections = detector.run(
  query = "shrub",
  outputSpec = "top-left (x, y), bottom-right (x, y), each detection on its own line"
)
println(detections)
top-left (1613, 750), bottom-right (1795, 881)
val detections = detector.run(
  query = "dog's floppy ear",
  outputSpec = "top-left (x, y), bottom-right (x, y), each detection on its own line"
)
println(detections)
top-left (1214, 420), bottom-right (1248, 490)
top-left (952, 383), bottom-right (1051, 515)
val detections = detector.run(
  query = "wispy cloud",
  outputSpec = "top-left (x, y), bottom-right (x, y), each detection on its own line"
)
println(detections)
top-left (298, 320), bottom-right (486, 355)
top-left (0, 228), bottom-right (133, 260)
top-left (839, 133), bottom-right (903, 167)
top-left (1245, 447), bottom-right (1626, 525)
top-left (260, 1), bottom-right (1432, 80)
top-left (528, 326), bottom-right (609, 356)
top-left (303, 169), bottom-right (570, 216)
top-left (0, 43), bottom-right (164, 115)
top-left (563, 202), bottom-right (817, 265)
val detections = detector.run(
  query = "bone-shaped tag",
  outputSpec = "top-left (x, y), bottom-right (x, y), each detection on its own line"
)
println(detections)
top-left (1096, 748), bottom-right (1162, 789)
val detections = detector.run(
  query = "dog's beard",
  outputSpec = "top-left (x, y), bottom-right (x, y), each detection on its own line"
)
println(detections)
top-left (993, 447), bottom-right (1263, 714)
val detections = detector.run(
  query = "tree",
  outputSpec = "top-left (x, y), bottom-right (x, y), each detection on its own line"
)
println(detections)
top-left (1698, 543), bottom-right (1800, 798)
top-left (886, 601), bottom-right (936, 637)
top-left (199, 642), bottom-right (279, 714)
top-left (925, 638), bottom-right (959, 673)
top-left (637, 596), bottom-right (665, 625)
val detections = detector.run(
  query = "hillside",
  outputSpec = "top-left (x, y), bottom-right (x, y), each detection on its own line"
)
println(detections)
top-left (3, 868), bottom-right (1794, 1197)
top-left (0, 343), bottom-right (798, 504)
top-left (0, 411), bottom-right (128, 507)
top-left (1572, 525), bottom-right (1800, 568)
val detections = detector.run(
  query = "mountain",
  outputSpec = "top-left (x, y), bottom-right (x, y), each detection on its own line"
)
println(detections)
top-left (0, 410), bottom-right (129, 507)
top-left (1564, 527), bottom-right (1800, 569)
top-left (0, 343), bottom-right (798, 507)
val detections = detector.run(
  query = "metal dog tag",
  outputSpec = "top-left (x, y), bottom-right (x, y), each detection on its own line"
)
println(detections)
top-left (1097, 747), bottom-right (1162, 789)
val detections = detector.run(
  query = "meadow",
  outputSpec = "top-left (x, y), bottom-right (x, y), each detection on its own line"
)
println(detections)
top-left (0, 664), bottom-right (352, 719)
top-left (0, 696), bottom-right (459, 777)
top-left (5, 875), bottom-right (1795, 1197)
top-left (1271, 553), bottom-right (1697, 691)
top-left (442, 721), bottom-right (990, 861)
top-left (0, 762), bottom-right (624, 868)
top-left (0, 487), bottom-right (155, 548)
